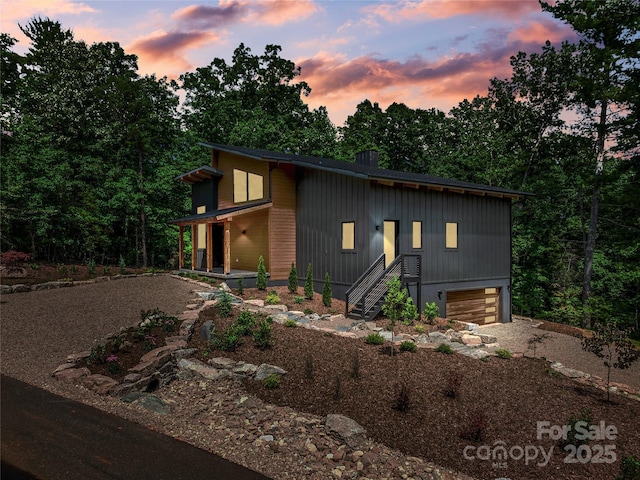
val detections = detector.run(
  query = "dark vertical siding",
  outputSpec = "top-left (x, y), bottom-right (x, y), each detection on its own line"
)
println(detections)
top-left (192, 178), bottom-right (217, 213)
top-left (296, 169), bottom-right (513, 319)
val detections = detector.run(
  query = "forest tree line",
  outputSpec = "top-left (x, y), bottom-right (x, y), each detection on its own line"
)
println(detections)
top-left (1, 0), bottom-right (638, 332)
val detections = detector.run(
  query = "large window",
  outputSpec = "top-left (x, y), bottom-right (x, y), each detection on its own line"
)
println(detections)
top-left (233, 169), bottom-right (263, 203)
top-left (412, 221), bottom-right (422, 249)
top-left (446, 222), bottom-right (458, 249)
top-left (342, 222), bottom-right (355, 250)
top-left (196, 205), bottom-right (206, 248)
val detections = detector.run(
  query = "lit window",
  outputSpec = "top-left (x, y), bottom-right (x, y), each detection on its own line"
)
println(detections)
top-left (446, 222), bottom-right (458, 249)
top-left (196, 206), bottom-right (206, 248)
top-left (412, 221), bottom-right (422, 249)
top-left (342, 222), bottom-right (355, 250)
top-left (233, 169), bottom-right (263, 203)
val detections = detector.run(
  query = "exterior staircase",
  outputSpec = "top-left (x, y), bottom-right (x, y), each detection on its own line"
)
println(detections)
top-left (345, 254), bottom-right (421, 321)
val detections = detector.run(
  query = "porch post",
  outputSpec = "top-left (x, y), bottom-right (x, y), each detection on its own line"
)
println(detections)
top-left (224, 220), bottom-right (231, 274)
top-left (178, 225), bottom-right (184, 269)
top-left (191, 224), bottom-right (197, 270)
top-left (206, 222), bottom-right (213, 272)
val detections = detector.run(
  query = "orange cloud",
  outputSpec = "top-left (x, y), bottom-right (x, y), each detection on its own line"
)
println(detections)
top-left (298, 48), bottom-right (516, 125)
top-left (128, 30), bottom-right (218, 78)
top-left (365, 0), bottom-right (540, 22)
top-left (173, 0), bottom-right (319, 28)
top-left (507, 18), bottom-right (575, 44)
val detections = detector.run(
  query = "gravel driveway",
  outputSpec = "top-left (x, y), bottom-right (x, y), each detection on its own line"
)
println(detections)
top-left (0, 275), bottom-right (199, 387)
top-left (480, 318), bottom-right (640, 390)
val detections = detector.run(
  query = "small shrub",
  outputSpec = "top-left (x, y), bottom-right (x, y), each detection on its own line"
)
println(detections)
top-left (1, 250), bottom-right (31, 266)
top-left (495, 348), bottom-right (513, 359)
top-left (365, 332), bottom-right (384, 345)
top-left (304, 263), bottom-right (314, 300)
top-left (350, 353), bottom-right (360, 379)
top-left (527, 332), bottom-right (551, 358)
top-left (305, 354), bottom-right (314, 379)
top-left (288, 262), bottom-right (298, 294)
top-left (143, 335), bottom-right (157, 352)
top-left (423, 301), bottom-right (439, 324)
top-left (435, 343), bottom-right (454, 354)
top-left (460, 411), bottom-right (487, 442)
top-left (103, 266), bottom-right (111, 274)
top-left (216, 291), bottom-right (233, 317)
top-left (303, 307), bottom-right (313, 315)
top-left (284, 319), bottom-right (297, 328)
top-left (444, 372), bottom-right (463, 399)
top-left (88, 259), bottom-right (96, 275)
top-left (253, 317), bottom-right (274, 349)
top-left (617, 454), bottom-right (640, 480)
top-left (57, 263), bottom-right (68, 277)
top-left (70, 265), bottom-right (77, 275)
top-left (322, 272), bottom-right (332, 307)
top-left (294, 296), bottom-right (304, 304)
top-left (119, 255), bottom-right (126, 274)
top-left (414, 325), bottom-right (426, 334)
top-left (236, 277), bottom-right (245, 296)
top-left (235, 310), bottom-right (257, 336)
top-left (400, 340), bottom-right (417, 353)
top-left (256, 255), bottom-right (267, 290)
top-left (106, 354), bottom-right (121, 375)
top-left (29, 263), bottom-right (40, 270)
top-left (263, 374), bottom-right (280, 389)
top-left (265, 291), bottom-right (280, 305)
top-left (382, 276), bottom-right (417, 325)
top-left (392, 383), bottom-right (412, 413)
top-left (562, 409), bottom-right (593, 448)
top-left (87, 343), bottom-right (107, 365)
top-left (211, 324), bottom-right (243, 351)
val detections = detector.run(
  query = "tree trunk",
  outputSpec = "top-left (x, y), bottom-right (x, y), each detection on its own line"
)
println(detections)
top-left (580, 98), bottom-right (608, 328)
top-left (138, 147), bottom-right (148, 269)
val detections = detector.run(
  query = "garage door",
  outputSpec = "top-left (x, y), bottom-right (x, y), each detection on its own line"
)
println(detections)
top-left (446, 288), bottom-right (500, 325)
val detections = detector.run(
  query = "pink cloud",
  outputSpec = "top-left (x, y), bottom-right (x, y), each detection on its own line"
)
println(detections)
top-left (507, 18), bottom-right (576, 45)
top-left (128, 30), bottom-right (218, 78)
top-left (365, 0), bottom-right (541, 22)
top-left (173, 0), bottom-right (319, 28)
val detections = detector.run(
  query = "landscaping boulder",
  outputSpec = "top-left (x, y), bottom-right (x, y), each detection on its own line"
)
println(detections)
top-left (255, 363), bottom-right (287, 381)
top-left (324, 414), bottom-right (367, 448)
top-left (200, 320), bottom-right (215, 340)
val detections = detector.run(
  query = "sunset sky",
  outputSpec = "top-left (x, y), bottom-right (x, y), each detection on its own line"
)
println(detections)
top-left (1, 0), bottom-right (577, 126)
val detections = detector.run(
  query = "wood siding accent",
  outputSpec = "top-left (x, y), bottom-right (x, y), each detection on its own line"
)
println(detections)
top-left (446, 288), bottom-right (501, 324)
top-left (269, 163), bottom-right (296, 280)
top-left (229, 211), bottom-right (269, 272)
top-left (215, 153), bottom-right (269, 209)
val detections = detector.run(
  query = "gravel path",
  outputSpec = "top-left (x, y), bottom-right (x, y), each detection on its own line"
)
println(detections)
top-left (1, 275), bottom-right (199, 387)
top-left (480, 318), bottom-right (640, 390)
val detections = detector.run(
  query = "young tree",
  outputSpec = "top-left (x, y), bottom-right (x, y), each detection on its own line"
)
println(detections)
top-left (288, 262), bottom-right (298, 294)
top-left (582, 321), bottom-right (639, 402)
top-left (304, 263), bottom-right (314, 300)
top-left (256, 255), bottom-right (267, 290)
top-left (322, 272), bottom-right (332, 307)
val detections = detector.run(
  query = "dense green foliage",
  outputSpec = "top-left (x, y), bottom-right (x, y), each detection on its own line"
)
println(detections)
top-left (2, 3), bottom-right (638, 333)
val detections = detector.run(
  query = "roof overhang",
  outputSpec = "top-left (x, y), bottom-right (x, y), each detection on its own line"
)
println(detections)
top-left (176, 165), bottom-right (224, 184)
top-left (168, 201), bottom-right (272, 226)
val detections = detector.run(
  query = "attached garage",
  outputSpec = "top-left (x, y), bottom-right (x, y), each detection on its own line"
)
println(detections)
top-left (446, 288), bottom-right (500, 325)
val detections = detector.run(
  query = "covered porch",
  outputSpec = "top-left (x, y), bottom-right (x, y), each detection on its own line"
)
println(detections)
top-left (169, 200), bottom-right (272, 275)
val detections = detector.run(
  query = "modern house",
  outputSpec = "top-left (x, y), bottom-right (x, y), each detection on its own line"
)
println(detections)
top-left (169, 143), bottom-right (528, 325)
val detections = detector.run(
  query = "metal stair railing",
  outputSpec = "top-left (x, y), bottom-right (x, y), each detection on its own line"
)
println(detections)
top-left (346, 254), bottom-right (422, 321)
top-left (345, 253), bottom-right (385, 317)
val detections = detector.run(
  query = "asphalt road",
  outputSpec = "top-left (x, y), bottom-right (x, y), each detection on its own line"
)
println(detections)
top-left (1, 375), bottom-right (269, 480)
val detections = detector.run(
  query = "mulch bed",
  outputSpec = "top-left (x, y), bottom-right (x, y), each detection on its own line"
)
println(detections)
top-left (187, 296), bottom-right (640, 480)
top-left (1, 262), bottom-right (149, 286)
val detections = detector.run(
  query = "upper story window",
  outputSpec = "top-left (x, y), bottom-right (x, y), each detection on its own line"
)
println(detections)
top-left (412, 221), bottom-right (422, 249)
top-left (342, 221), bottom-right (355, 250)
top-left (233, 169), bottom-right (263, 203)
top-left (446, 222), bottom-right (458, 249)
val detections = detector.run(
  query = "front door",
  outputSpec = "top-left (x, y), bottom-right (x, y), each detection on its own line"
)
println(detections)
top-left (383, 220), bottom-right (398, 268)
